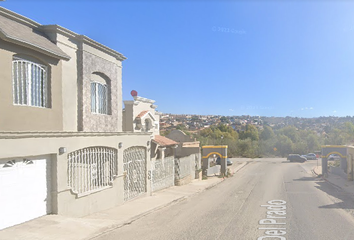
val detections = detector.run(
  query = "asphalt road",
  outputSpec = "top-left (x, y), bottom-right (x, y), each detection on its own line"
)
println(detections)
top-left (93, 158), bottom-right (354, 240)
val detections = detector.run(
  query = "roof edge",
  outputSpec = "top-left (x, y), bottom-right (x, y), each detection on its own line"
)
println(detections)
top-left (41, 24), bottom-right (78, 39)
top-left (0, 7), bottom-right (126, 62)
top-left (79, 35), bottom-right (127, 61)
top-left (0, 8), bottom-right (70, 60)
top-left (0, 29), bottom-right (71, 60)
top-left (42, 25), bottom-right (127, 61)
top-left (134, 96), bottom-right (156, 104)
top-left (0, 7), bottom-right (41, 28)
top-left (152, 135), bottom-right (178, 147)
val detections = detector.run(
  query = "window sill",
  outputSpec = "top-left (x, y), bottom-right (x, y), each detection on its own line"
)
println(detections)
top-left (91, 112), bottom-right (111, 116)
top-left (13, 104), bottom-right (50, 109)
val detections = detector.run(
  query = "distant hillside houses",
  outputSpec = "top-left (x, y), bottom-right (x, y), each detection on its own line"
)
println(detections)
top-left (159, 113), bottom-right (354, 136)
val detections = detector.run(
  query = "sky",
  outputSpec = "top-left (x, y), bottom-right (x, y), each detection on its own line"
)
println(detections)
top-left (2, 0), bottom-right (354, 118)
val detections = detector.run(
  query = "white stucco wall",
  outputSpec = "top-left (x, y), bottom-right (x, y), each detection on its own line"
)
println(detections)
top-left (123, 97), bottom-right (160, 135)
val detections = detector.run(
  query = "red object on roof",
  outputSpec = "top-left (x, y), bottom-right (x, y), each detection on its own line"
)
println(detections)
top-left (131, 90), bottom-right (138, 97)
top-left (153, 135), bottom-right (178, 147)
top-left (136, 110), bottom-right (148, 118)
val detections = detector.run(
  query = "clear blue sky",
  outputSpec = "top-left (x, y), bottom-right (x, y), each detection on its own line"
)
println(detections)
top-left (3, 1), bottom-right (354, 118)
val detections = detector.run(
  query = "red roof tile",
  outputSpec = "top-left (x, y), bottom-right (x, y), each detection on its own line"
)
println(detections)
top-left (136, 110), bottom-right (149, 118)
top-left (153, 135), bottom-right (178, 147)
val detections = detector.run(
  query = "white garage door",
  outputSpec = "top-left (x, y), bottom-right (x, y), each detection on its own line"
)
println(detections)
top-left (0, 156), bottom-right (50, 230)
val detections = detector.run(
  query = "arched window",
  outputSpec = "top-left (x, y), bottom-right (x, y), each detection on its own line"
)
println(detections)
top-left (12, 56), bottom-right (48, 107)
top-left (91, 73), bottom-right (110, 115)
top-left (145, 119), bottom-right (151, 132)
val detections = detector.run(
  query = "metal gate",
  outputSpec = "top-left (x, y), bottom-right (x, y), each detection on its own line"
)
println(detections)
top-left (151, 156), bottom-right (175, 192)
top-left (123, 147), bottom-right (146, 201)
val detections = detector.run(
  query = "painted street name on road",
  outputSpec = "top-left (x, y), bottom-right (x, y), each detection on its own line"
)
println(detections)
top-left (258, 200), bottom-right (287, 240)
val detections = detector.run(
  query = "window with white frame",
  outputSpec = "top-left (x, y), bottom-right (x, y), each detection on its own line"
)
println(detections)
top-left (67, 147), bottom-right (118, 196)
top-left (91, 82), bottom-right (108, 114)
top-left (12, 57), bottom-right (49, 107)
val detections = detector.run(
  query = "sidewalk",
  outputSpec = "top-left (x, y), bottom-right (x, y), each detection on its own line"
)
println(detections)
top-left (312, 165), bottom-right (354, 195)
top-left (0, 162), bottom-right (248, 240)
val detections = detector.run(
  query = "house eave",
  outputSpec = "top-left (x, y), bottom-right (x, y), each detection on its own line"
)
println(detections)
top-left (0, 6), bottom-right (40, 28)
top-left (0, 29), bottom-right (71, 61)
top-left (79, 35), bottom-right (127, 61)
top-left (134, 96), bottom-right (155, 104)
top-left (0, 7), bottom-right (70, 60)
top-left (42, 25), bottom-right (127, 61)
top-left (0, 131), bottom-right (151, 139)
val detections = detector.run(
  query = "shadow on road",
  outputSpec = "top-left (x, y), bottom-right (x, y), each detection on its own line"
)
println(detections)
top-left (281, 161), bottom-right (309, 164)
top-left (293, 176), bottom-right (320, 182)
top-left (293, 176), bottom-right (354, 210)
top-left (316, 181), bottom-right (354, 210)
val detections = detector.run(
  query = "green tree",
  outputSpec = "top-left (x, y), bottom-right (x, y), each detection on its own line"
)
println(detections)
top-left (325, 128), bottom-right (345, 145)
top-left (306, 134), bottom-right (320, 152)
top-left (216, 123), bottom-right (229, 132)
top-left (213, 128), bottom-right (223, 139)
top-left (345, 122), bottom-right (354, 133)
top-left (293, 141), bottom-right (308, 155)
top-left (240, 124), bottom-right (259, 141)
top-left (197, 123), bottom-right (239, 148)
top-left (259, 138), bottom-right (277, 157)
top-left (260, 126), bottom-right (275, 141)
top-left (216, 124), bottom-right (238, 140)
top-left (200, 127), bottom-right (213, 138)
top-left (160, 130), bottom-right (171, 136)
top-left (236, 139), bottom-right (259, 158)
top-left (344, 122), bottom-right (354, 144)
top-left (176, 124), bottom-right (187, 131)
top-left (225, 139), bottom-right (237, 157)
top-left (220, 116), bottom-right (229, 123)
top-left (276, 135), bottom-right (293, 157)
top-left (279, 126), bottom-right (299, 143)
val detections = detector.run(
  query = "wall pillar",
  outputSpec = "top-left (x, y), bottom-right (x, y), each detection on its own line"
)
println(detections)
top-left (348, 154), bottom-right (354, 181)
top-left (322, 158), bottom-right (328, 177)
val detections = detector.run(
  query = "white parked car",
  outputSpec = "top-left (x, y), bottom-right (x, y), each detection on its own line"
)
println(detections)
top-left (328, 154), bottom-right (341, 160)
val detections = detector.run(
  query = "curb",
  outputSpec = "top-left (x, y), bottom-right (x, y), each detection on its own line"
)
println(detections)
top-left (88, 179), bottom-right (224, 240)
top-left (192, 162), bottom-right (249, 194)
top-left (204, 179), bottom-right (224, 190)
top-left (88, 178), bottom-right (223, 239)
top-left (311, 167), bottom-right (322, 177)
top-left (311, 168), bottom-right (319, 177)
top-left (232, 161), bottom-right (248, 175)
top-left (205, 162), bottom-right (249, 190)
top-left (87, 161), bottom-right (249, 240)
top-left (87, 196), bottom-right (187, 240)
top-left (311, 167), bottom-right (345, 191)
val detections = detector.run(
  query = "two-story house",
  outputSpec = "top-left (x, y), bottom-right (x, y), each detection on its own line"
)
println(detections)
top-left (0, 7), bottom-right (153, 230)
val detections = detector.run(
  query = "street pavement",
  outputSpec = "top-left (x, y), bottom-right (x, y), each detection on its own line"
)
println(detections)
top-left (92, 158), bottom-right (354, 240)
top-left (0, 160), bottom-right (247, 240)
top-left (2, 158), bottom-right (354, 240)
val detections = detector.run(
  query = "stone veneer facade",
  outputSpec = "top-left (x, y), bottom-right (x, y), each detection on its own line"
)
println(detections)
top-left (78, 49), bottom-right (122, 132)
